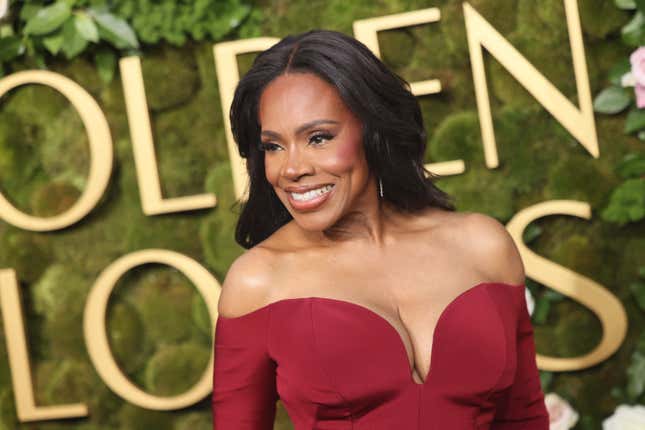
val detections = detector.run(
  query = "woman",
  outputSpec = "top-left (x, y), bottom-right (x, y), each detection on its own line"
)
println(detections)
top-left (212, 29), bottom-right (548, 429)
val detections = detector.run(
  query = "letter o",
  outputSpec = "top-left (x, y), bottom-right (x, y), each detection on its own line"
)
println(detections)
top-left (0, 70), bottom-right (113, 231)
top-left (84, 249), bottom-right (220, 410)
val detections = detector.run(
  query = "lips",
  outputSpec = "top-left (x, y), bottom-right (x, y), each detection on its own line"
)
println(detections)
top-left (285, 184), bottom-right (335, 211)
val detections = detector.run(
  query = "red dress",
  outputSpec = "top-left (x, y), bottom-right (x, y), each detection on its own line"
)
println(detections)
top-left (212, 282), bottom-right (549, 429)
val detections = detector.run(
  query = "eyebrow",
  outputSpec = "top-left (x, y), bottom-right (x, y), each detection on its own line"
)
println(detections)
top-left (261, 119), bottom-right (340, 139)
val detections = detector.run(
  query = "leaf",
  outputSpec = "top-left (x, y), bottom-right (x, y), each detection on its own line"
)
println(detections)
top-left (0, 36), bottom-right (24, 62)
top-left (532, 296), bottom-right (550, 324)
top-left (24, 1), bottom-right (71, 36)
top-left (20, 4), bottom-right (42, 22)
top-left (89, 9), bottom-right (139, 49)
top-left (593, 86), bottom-right (631, 114)
top-left (600, 178), bottom-right (645, 225)
top-left (639, 130), bottom-right (645, 140)
top-left (637, 0), bottom-right (645, 13)
top-left (625, 108), bottom-right (645, 133)
top-left (630, 280), bottom-right (645, 311)
top-left (622, 11), bottom-right (645, 46)
top-left (543, 289), bottom-right (566, 302)
top-left (74, 12), bottom-right (99, 43)
top-left (539, 371), bottom-right (553, 392)
top-left (60, 17), bottom-right (88, 59)
top-left (94, 47), bottom-right (116, 84)
top-left (522, 223), bottom-right (542, 244)
top-left (617, 153), bottom-right (645, 178)
top-left (42, 30), bottom-right (65, 55)
top-left (626, 351), bottom-right (645, 401)
top-left (609, 59), bottom-right (632, 86)
top-left (616, 0), bottom-right (637, 8)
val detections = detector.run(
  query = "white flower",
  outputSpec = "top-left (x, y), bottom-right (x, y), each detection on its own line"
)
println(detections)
top-left (544, 393), bottom-right (579, 430)
top-left (603, 404), bottom-right (645, 430)
top-left (622, 71), bottom-right (636, 88)
top-left (525, 287), bottom-right (534, 316)
top-left (0, 1), bottom-right (7, 20)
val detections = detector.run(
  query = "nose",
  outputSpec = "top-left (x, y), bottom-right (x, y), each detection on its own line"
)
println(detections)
top-left (281, 144), bottom-right (314, 181)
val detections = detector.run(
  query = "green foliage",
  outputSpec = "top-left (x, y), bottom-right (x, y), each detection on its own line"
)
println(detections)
top-left (594, 86), bottom-right (632, 114)
top-left (0, 0), bottom-right (252, 80)
top-left (601, 153), bottom-right (645, 225)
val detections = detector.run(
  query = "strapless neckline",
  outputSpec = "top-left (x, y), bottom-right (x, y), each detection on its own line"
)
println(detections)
top-left (217, 281), bottom-right (523, 387)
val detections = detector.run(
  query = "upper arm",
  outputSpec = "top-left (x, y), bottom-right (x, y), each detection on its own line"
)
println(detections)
top-left (462, 212), bottom-right (525, 286)
top-left (218, 247), bottom-right (276, 319)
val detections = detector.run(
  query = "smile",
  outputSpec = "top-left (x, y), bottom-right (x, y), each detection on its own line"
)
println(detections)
top-left (289, 184), bottom-right (334, 201)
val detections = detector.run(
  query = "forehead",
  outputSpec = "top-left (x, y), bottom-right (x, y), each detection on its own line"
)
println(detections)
top-left (258, 72), bottom-right (351, 127)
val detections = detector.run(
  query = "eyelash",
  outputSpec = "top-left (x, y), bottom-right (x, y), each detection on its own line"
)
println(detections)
top-left (258, 133), bottom-right (334, 152)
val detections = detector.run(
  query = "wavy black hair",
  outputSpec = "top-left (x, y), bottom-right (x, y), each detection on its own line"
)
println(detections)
top-left (230, 29), bottom-right (455, 249)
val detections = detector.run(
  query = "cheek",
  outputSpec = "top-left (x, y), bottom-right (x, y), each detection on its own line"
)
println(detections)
top-left (264, 156), bottom-right (281, 185)
top-left (322, 135), bottom-right (365, 173)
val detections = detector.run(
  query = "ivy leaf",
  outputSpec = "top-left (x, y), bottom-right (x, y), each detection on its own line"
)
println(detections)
top-left (42, 29), bottom-right (65, 55)
top-left (94, 47), bottom-right (116, 84)
top-left (0, 36), bottom-right (24, 62)
top-left (74, 12), bottom-right (99, 43)
top-left (617, 153), bottom-right (645, 179)
top-left (24, 1), bottom-right (71, 36)
top-left (601, 178), bottom-right (645, 226)
top-left (89, 9), bottom-right (139, 49)
top-left (625, 108), bottom-right (645, 133)
top-left (609, 59), bottom-right (632, 86)
top-left (593, 87), bottom-right (631, 114)
top-left (622, 11), bottom-right (645, 46)
top-left (60, 17), bottom-right (88, 59)
top-left (20, 4), bottom-right (42, 22)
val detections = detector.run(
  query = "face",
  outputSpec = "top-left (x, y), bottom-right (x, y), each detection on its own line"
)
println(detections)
top-left (258, 72), bottom-right (375, 231)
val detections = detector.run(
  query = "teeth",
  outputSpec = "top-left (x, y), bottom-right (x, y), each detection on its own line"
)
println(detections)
top-left (290, 184), bottom-right (334, 202)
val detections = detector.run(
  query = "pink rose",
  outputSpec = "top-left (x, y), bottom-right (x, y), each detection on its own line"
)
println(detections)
top-left (629, 47), bottom-right (645, 108)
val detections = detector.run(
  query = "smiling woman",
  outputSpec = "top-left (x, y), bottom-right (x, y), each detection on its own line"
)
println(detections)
top-left (213, 29), bottom-right (548, 430)
top-left (229, 29), bottom-right (455, 248)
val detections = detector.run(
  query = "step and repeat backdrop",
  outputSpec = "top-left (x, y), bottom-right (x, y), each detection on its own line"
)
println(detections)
top-left (0, 0), bottom-right (644, 429)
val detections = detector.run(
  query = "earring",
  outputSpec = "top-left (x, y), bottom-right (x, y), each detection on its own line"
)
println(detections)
top-left (378, 177), bottom-right (384, 198)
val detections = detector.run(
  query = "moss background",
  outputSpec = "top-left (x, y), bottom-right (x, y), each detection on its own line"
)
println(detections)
top-left (0, 0), bottom-right (643, 429)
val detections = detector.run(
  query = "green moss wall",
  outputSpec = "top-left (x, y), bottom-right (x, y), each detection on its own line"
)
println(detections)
top-left (0, 1), bottom-right (643, 429)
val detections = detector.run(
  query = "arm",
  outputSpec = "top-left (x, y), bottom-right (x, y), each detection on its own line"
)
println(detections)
top-left (212, 308), bottom-right (278, 429)
top-left (491, 286), bottom-right (549, 429)
top-left (212, 250), bottom-right (279, 429)
top-left (463, 213), bottom-right (549, 428)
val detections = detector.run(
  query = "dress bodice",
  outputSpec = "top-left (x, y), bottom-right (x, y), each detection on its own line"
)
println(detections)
top-left (212, 282), bottom-right (549, 429)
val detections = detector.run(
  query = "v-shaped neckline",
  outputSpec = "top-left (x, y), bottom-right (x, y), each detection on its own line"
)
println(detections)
top-left (217, 281), bottom-right (523, 387)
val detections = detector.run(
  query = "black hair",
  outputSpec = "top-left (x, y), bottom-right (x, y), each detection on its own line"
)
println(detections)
top-left (229, 29), bottom-right (456, 249)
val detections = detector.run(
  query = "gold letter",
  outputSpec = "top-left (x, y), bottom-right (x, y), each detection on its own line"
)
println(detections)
top-left (119, 56), bottom-right (217, 214)
top-left (353, 8), bottom-right (464, 178)
top-left (463, 0), bottom-right (598, 168)
top-left (213, 38), bottom-right (279, 201)
top-left (507, 201), bottom-right (627, 371)
top-left (0, 269), bottom-right (88, 421)
top-left (0, 71), bottom-right (113, 231)
top-left (83, 249), bottom-right (220, 409)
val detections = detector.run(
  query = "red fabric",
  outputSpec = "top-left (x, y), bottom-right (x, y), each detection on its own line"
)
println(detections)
top-left (212, 282), bottom-right (549, 429)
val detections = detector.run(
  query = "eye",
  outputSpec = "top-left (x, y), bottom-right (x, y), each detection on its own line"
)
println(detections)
top-left (309, 133), bottom-right (334, 146)
top-left (258, 141), bottom-right (282, 152)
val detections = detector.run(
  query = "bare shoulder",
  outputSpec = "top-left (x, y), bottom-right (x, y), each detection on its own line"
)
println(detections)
top-left (454, 211), bottom-right (526, 286)
top-left (217, 245), bottom-right (278, 318)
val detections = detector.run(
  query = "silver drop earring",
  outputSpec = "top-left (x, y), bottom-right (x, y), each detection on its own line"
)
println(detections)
top-left (378, 177), bottom-right (384, 198)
